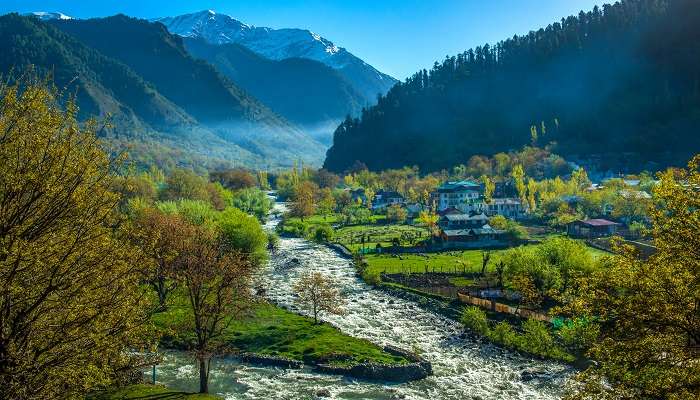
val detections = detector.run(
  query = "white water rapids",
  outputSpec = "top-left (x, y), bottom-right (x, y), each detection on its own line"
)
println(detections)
top-left (150, 202), bottom-right (571, 399)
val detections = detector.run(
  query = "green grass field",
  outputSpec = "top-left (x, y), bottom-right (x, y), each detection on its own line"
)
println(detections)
top-left (363, 244), bottom-right (609, 276)
top-left (152, 297), bottom-right (406, 366)
top-left (335, 224), bottom-right (430, 252)
top-left (86, 384), bottom-right (219, 399)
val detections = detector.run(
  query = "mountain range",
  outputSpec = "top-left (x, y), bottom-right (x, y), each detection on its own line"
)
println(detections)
top-left (1, 10), bottom-right (397, 169)
top-left (324, 0), bottom-right (700, 173)
top-left (154, 10), bottom-right (397, 142)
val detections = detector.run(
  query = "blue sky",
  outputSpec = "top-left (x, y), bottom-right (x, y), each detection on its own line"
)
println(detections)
top-left (1, 0), bottom-right (605, 79)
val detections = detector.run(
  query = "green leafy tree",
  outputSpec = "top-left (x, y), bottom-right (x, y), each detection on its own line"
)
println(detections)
top-left (316, 188), bottom-right (337, 219)
top-left (0, 79), bottom-right (150, 399)
top-left (564, 156), bottom-right (700, 400)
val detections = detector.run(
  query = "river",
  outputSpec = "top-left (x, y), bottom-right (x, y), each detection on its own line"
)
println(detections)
top-left (151, 201), bottom-right (570, 399)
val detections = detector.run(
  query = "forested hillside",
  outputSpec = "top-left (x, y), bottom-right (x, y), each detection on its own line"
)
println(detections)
top-left (0, 13), bottom-right (326, 170)
top-left (183, 37), bottom-right (366, 143)
top-left (324, 0), bottom-right (700, 173)
top-left (50, 15), bottom-right (325, 166)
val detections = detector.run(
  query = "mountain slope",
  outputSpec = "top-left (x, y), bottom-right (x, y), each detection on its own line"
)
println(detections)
top-left (49, 15), bottom-right (326, 166)
top-left (0, 13), bottom-right (192, 133)
top-left (0, 13), bottom-right (268, 167)
top-left (154, 10), bottom-right (397, 104)
top-left (324, 0), bottom-right (700, 173)
top-left (183, 37), bottom-right (366, 143)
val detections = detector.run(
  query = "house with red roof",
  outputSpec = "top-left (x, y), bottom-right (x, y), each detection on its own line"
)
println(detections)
top-left (567, 218), bottom-right (619, 239)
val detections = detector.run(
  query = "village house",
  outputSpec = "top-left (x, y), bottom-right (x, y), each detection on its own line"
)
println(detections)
top-left (436, 211), bottom-right (507, 248)
top-left (486, 198), bottom-right (526, 219)
top-left (440, 225), bottom-right (504, 244)
top-left (567, 218), bottom-right (619, 239)
top-left (372, 189), bottom-right (405, 210)
top-left (438, 212), bottom-right (489, 229)
top-left (431, 180), bottom-right (483, 212)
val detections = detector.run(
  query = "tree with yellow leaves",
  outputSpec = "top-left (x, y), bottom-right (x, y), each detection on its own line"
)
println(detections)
top-left (0, 79), bottom-right (150, 398)
top-left (511, 164), bottom-right (527, 206)
top-left (564, 155), bottom-right (700, 400)
top-left (526, 178), bottom-right (537, 212)
top-left (418, 210), bottom-right (440, 236)
top-left (481, 174), bottom-right (495, 203)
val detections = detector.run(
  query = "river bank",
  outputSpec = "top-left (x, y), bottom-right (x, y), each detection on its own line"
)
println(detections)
top-left (153, 297), bottom-right (429, 382)
top-left (149, 201), bottom-right (570, 399)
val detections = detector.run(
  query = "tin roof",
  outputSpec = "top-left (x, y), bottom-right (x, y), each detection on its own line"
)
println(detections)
top-left (580, 218), bottom-right (619, 226)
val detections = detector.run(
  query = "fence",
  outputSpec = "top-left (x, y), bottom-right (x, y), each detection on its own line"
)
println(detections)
top-left (457, 293), bottom-right (552, 323)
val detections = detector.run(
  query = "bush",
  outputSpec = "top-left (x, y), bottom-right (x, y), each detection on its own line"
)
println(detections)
top-left (558, 317), bottom-right (600, 354)
top-left (361, 269), bottom-right (382, 286)
top-left (460, 306), bottom-right (490, 335)
top-left (520, 319), bottom-right (555, 356)
top-left (314, 225), bottom-right (335, 242)
top-left (488, 321), bottom-right (518, 348)
top-left (281, 218), bottom-right (310, 237)
top-left (267, 232), bottom-right (280, 251)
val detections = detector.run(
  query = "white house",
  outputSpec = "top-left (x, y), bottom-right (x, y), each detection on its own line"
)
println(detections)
top-left (372, 190), bottom-right (405, 210)
top-left (486, 198), bottom-right (526, 219)
top-left (431, 180), bottom-right (483, 212)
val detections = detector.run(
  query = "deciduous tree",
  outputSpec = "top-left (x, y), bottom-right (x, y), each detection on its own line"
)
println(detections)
top-left (564, 155), bottom-right (700, 400)
top-left (293, 272), bottom-right (345, 324)
top-left (173, 223), bottom-right (255, 394)
top-left (290, 181), bottom-right (317, 220)
top-left (0, 80), bottom-right (150, 399)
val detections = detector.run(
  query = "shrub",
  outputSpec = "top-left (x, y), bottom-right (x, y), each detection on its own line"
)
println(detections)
top-left (361, 269), bottom-right (382, 286)
top-left (281, 219), bottom-right (310, 237)
top-left (314, 225), bottom-right (335, 242)
top-left (558, 317), bottom-right (600, 354)
top-left (460, 306), bottom-right (490, 335)
top-left (520, 319), bottom-right (555, 357)
top-left (488, 321), bottom-right (518, 348)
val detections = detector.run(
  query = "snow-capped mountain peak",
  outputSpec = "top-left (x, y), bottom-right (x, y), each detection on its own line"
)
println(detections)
top-left (153, 10), bottom-right (346, 66)
top-left (25, 11), bottom-right (72, 21)
top-left (154, 10), bottom-right (396, 104)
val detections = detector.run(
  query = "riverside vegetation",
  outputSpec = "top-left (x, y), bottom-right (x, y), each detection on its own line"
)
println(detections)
top-left (274, 146), bottom-right (699, 399)
top-left (2, 37), bottom-right (699, 400)
top-left (0, 79), bottom-right (406, 399)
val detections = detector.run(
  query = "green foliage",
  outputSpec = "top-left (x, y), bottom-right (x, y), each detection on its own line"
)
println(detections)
top-left (154, 299), bottom-right (406, 367)
top-left (217, 207), bottom-right (268, 264)
top-left (313, 224), bottom-right (335, 243)
top-left (0, 78), bottom-right (150, 399)
top-left (86, 384), bottom-right (220, 399)
top-left (557, 318), bottom-right (600, 354)
top-left (460, 307), bottom-right (489, 335)
top-left (501, 246), bottom-right (561, 298)
top-left (341, 204), bottom-right (372, 225)
top-left (231, 187), bottom-right (273, 220)
top-left (157, 199), bottom-right (217, 227)
top-left (361, 269), bottom-right (382, 286)
top-left (520, 319), bottom-right (556, 356)
top-left (488, 321), bottom-right (518, 348)
top-left (489, 215), bottom-right (527, 241)
top-left (386, 204), bottom-right (408, 223)
top-left (500, 237), bottom-right (595, 299)
top-left (324, 0), bottom-right (700, 173)
top-left (161, 169), bottom-right (211, 202)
